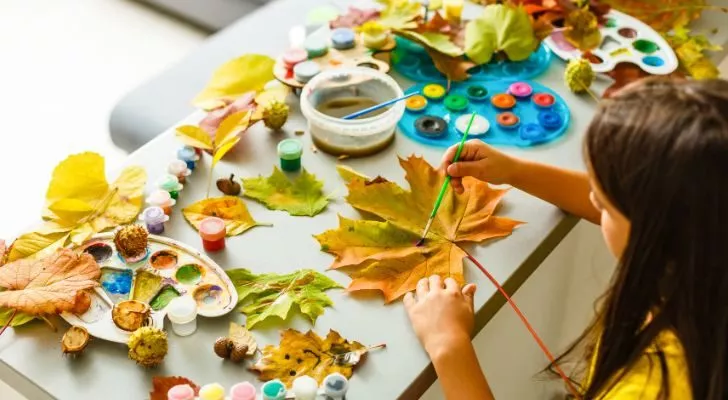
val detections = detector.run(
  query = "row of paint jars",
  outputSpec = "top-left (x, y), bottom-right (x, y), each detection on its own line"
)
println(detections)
top-left (168, 373), bottom-right (349, 400)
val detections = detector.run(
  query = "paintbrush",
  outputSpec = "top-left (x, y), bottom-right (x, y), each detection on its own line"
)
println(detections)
top-left (342, 92), bottom-right (420, 120)
top-left (416, 112), bottom-right (477, 247)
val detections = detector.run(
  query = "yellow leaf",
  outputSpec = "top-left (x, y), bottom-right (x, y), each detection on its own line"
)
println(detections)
top-left (175, 125), bottom-right (214, 150)
top-left (213, 137), bottom-right (240, 167)
top-left (69, 223), bottom-right (94, 246)
top-left (193, 54), bottom-right (276, 109)
top-left (47, 198), bottom-right (95, 223)
top-left (215, 110), bottom-right (252, 148)
top-left (90, 166), bottom-right (147, 232)
top-left (255, 87), bottom-right (290, 108)
top-left (686, 57), bottom-right (720, 79)
top-left (336, 165), bottom-right (370, 183)
top-left (182, 196), bottom-right (268, 236)
top-left (44, 152), bottom-right (109, 220)
top-left (7, 228), bottom-right (71, 262)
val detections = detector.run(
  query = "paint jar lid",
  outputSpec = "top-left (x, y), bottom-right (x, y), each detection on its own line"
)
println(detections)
top-left (292, 376), bottom-right (318, 399)
top-left (277, 139), bottom-right (303, 160)
top-left (147, 190), bottom-right (176, 207)
top-left (168, 160), bottom-right (191, 176)
top-left (200, 217), bottom-right (226, 241)
top-left (508, 82), bottom-right (533, 98)
top-left (230, 382), bottom-right (257, 400)
top-left (167, 296), bottom-right (197, 324)
top-left (261, 380), bottom-right (286, 400)
top-left (177, 146), bottom-right (198, 161)
top-left (157, 174), bottom-right (183, 192)
top-left (294, 61), bottom-right (321, 83)
top-left (331, 28), bottom-right (356, 48)
top-left (456, 114), bottom-right (489, 137)
top-left (323, 373), bottom-right (349, 396)
top-left (199, 383), bottom-right (225, 400)
top-left (491, 93), bottom-right (516, 109)
top-left (167, 384), bottom-right (195, 400)
top-left (141, 207), bottom-right (169, 225)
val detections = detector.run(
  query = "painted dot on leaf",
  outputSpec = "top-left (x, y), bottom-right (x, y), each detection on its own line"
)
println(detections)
top-left (284, 354), bottom-right (291, 360)
top-left (289, 370), bottom-right (296, 376)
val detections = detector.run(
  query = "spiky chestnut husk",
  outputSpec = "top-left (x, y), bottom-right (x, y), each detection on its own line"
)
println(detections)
top-left (263, 101), bottom-right (289, 130)
top-left (128, 326), bottom-right (168, 367)
top-left (565, 58), bottom-right (595, 93)
top-left (114, 225), bottom-right (148, 259)
top-left (214, 337), bottom-right (233, 359)
top-left (61, 326), bottom-right (90, 356)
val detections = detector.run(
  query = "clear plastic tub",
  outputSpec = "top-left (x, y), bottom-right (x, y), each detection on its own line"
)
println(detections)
top-left (300, 67), bottom-right (405, 157)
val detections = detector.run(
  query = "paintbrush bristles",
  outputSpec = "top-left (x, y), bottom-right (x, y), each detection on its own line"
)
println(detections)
top-left (416, 218), bottom-right (434, 247)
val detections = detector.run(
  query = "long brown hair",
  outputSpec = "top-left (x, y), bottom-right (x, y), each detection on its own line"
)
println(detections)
top-left (552, 78), bottom-right (728, 399)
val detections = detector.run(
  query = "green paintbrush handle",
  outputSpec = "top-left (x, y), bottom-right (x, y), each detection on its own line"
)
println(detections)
top-left (428, 112), bottom-right (476, 219)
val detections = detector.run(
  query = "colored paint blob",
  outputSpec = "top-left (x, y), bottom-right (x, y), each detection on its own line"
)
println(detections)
top-left (193, 285), bottom-right (224, 307)
top-left (176, 264), bottom-right (203, 285)
top-left (84, 243), bottom-right (113, 263)
top-left (618, 27), bottom-right (637, 38)
top-left (584, 52), bottom-right (604, 64)
top-left (633, 39), bottom-right (659, 54)
top-left (149, 285), bottom-right (181, 311)
top-left (100, 267), bottom-right (133, 302)
top-left (150, 250), bottom-right (178, 270)
top-left (357, 61), bottom-right (379, 70)
top-left (605, 18), bottom-right (617, 28)
top-left (132, 270), bottom-right (164, 303)
top-left (466, 85), bottom-right (488, 101)
top-left (643, 56), bottom-right (665, 67)
top-left (610, 48), bottom-right (631, 57)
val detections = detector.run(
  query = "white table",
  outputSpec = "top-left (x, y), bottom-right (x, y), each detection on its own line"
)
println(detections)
top-left (0, 1), bottom-right (608, 399)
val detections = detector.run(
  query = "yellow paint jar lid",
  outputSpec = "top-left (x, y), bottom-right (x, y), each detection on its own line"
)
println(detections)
top-left (423, 83), bottom-right (446, 100)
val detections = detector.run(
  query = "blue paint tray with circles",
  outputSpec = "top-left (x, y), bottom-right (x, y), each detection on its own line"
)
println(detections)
top-left (392, 36), bottom-right (553, 82)
top-left (397, 80), bottom-right (570, 148)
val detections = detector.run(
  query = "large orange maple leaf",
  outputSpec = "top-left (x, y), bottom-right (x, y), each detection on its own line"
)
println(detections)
top-left (315, 156), bottom-right (522, 303)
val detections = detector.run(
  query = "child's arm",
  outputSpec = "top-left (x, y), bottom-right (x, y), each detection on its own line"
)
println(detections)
top-left (441, 140), bottom-right (601, 225)
top-left (404, 276), bottom-right (495, 400)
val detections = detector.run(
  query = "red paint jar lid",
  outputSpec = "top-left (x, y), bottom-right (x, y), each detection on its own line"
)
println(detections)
top-left (200, 217), bottom-right (226, 241)
top-left (282, 48), bottom-right (308, 68)
top-left (533, 93), bottom-right (555, 108)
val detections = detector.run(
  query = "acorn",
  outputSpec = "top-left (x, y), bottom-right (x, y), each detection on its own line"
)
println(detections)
top-left (229, 343), bottom-right (249, 363)
top-left (214, 337), bottom-right (233, 359)
top-left (216, 174), bottom-right (241, 196)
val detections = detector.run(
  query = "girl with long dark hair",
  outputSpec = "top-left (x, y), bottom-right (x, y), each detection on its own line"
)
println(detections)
top-left (405, 78), bottom-right (728, 399)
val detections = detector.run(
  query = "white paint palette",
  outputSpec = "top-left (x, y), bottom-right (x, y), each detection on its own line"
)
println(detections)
top-left (544, 10), bottom-right (678, 75)
top-left (61, 232), bottom-right (238, 343)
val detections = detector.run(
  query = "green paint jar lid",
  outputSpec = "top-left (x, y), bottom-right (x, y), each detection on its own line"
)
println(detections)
top-left (278, 138), bottom-right (303, 161)
top-left (444, 94), bottom-right (469, 112)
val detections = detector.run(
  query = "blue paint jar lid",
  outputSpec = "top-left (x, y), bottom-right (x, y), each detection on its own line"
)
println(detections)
top-left (277, 138), bottom-right (303, 160)
top-left (331, 28), bottom-right (356, 49)
top-left (141, 206), bottom-right (168, 225)
top-left (538, 111), bottom-right (563, 130)
top-left (177, 146), bottom-right (198, 161)
top-left (520, 123), bottom-right (546, 141)
top-left (293, 61), bottom-right (321, 83)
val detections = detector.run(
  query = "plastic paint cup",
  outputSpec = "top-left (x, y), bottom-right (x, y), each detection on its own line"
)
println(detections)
top-left (261, 380), bottom-right (286, 400)
top-left (177, 146), bottom-right (199, 170)
top-left (166, 296), bottom-right (198, 336)
top-left (283, 48), bottom-right (309, 69)
top-left (167, 160), bottom-right (191, 184)
top-left (230, 382), bottom-right (257, 400)
top-left (167, 384), bottom-right (195, 400)
top-left (157, 174), bottom-right (183, 200)
top-left (323, 373), bottom-right (349, 399)
top-left (199, 383), bottom-right (225, 400)
top-left (292, 376), bottom-right (318, 400)
top-left (277, 138), bottom-right (303, 172)
top-left (199, 217), bottom-right (226, 252)
top-left (147, 190), bottom-right (176, 216)
top-left (140, 206), bottom-right (168, 234)
top-left (331, 28), bottom-right (356, 50)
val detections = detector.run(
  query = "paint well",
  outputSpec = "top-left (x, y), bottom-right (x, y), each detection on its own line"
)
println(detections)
top-left (605, 18), bottom-right (617, 28)
top-left (599, 36), bottom-right (621, 53)
top-left (150, 250), bottom-right (178, 270)
top-left (633, 39), bottom-right (659, 54)
top-left (175, 264), bottom-right (203, 285)
top-left (193, 284), bottom-right (224, 307)
top-left (610, 48), bottom-right (632, 57)
top-left (149, 285), bottom-right (181, 311)
top-left (643, 55), bottom-right (665, 67)
top-left (585, 52), bottom-right (604, 64)
top-left (84, 242), bottom-right (112, 263)
top-left (131, 270), bottom-right (163, 303)
top-left (100, 267), bottom-right (133, 302)
top-left (618, 27), bottom-right (637, 38)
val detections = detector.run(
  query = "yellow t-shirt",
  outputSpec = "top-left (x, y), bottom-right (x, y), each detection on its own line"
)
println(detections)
top-left (586, 330), bottom-right (691, 399)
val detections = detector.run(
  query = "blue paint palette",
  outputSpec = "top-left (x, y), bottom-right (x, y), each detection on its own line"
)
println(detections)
top-left (398, 80), bottom-right (570, 148)
top-left (392, 37), bottom-right (552, 83)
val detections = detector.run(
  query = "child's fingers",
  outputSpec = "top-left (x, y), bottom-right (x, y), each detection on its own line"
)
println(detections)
top-left (447, 161), bottom-right (481, 178)
top-left (416, 278), bottom-right (430, 298)
top-left (444, 277), bottom-right (459, 292)
top-left (462, 284), bottom-right (477, 308)
top-left (403, 292), bottom-right (415, 310)
top-left (451, 178), bottom-right (465, 194)
top-left (428, 275), bottom-right (443, 291)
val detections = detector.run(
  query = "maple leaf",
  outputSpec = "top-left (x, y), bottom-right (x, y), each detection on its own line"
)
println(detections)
top-left (251, 329), bottom-right (367, 386)
top-left (465, 4), bottom-right (539, 64)
top-left (0, 249), bottom-right (100, 315)
top-left (226, 268), bottom-right (341, 329)
top-left (330, 6), bottom-right (380, 29)
top-left (602, 0), bottom-right (705, 33)
top-left (182, 196), bottom-right (270, 236)
top-left (150, 376), bottom-right (200, 400)
top-left (9, 153), bottom-right (146, 262)
top-left (563, 7), bottom-right (602, 51)
top-left (242, 167), bottom-right (329, 217)
top-left (665, 27), bottom-right (722, 80)
top-left (377, 0), bottom-right (423, 30)
top-left (193, 54), bottom-right (275, 110)
top-left (315, 156), bottom-right (522, 303)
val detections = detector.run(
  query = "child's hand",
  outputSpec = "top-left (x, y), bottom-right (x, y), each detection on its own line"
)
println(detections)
top-left (441, 140), bottom-right (520, 194)
top-left (404, 275), bottom-right (477, 356)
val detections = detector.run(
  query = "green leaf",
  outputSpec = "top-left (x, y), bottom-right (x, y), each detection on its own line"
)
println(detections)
top-left (465, 4), bottom-right (537, 64)
top-left (193, 54), bottom-right (276, 110)
top-left (0, 307), bottom-right (36, 327)
top-left (397, 31), bottom-right (463, 57)
top-left (242, 167), bottom-right (329, 217)
top-left (226, 268), bottom-right (342, 329)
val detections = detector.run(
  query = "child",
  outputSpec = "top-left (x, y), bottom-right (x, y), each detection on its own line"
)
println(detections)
top-left (404, 78), bottom-right (728, 399)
